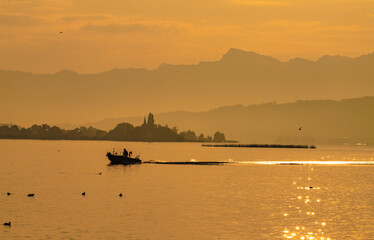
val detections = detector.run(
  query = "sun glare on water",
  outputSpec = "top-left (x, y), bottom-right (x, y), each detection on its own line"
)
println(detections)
top-left (281, 162), bottom-right (333, 239)
top-left (252, 161), bottom-right (374, 165)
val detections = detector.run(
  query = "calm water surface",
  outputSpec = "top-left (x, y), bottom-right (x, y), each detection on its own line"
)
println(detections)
top-left (0, 140), bottom-right (373, 239)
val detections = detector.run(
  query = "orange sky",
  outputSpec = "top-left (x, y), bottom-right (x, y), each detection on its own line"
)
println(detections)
top-left (1, 0), bottom-right (374, 73)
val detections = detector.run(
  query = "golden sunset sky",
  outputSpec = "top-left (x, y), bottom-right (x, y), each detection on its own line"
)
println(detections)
top-left (1, 0), bottom-right (374, 73)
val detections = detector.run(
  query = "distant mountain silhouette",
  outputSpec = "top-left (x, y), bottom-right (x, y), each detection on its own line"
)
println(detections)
top-left (72, 96), bottom-right (374, 144)
top-left (1, 48), bottom-right (374, 125)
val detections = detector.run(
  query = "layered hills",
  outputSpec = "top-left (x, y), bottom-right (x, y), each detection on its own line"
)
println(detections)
top-left (78, 96), bottom-right (374, 144)
top-left (1, 48), bottom-right (374, 131)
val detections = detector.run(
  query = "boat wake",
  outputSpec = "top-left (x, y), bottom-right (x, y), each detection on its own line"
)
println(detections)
top-left (143, 160), bottom-right (374, 166)
top-left (247, 160), bottom-right (374, 165)
top-left (143, 160), bottom-right (230, 165)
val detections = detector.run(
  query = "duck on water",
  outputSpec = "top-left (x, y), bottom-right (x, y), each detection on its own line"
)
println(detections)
top-left (106, 148), bottom-right (141, 164)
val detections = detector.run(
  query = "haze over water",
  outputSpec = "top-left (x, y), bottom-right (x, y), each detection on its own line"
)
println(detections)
top-left (1, 140), bottom-right (373, 239)
top-left (2, 0), bottom-right (374, 239)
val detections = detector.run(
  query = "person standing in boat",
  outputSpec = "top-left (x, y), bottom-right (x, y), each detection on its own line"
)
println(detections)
top-left (123, 148), bottom-right (129, 157)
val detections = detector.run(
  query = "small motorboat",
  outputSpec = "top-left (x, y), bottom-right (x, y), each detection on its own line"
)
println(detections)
top-left (106, 148), bottom-right (141, 164)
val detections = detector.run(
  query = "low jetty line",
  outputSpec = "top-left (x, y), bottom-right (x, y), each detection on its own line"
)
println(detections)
top-left (202, 144), bottom-right (316, 149)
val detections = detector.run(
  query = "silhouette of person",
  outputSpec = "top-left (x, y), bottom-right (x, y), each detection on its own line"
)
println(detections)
top-left (123, 148), bottom-right (128, 157)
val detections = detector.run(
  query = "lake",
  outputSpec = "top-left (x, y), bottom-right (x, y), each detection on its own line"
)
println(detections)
top-left (0, 139), bottom-right (373, 239)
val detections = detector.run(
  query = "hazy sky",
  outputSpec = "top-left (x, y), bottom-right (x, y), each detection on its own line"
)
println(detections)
top-left (1, 0), bottom-right (374, 73)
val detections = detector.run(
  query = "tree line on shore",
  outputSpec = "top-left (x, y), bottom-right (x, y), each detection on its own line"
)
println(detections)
top-left (0, 113), bottom-right (229, 142)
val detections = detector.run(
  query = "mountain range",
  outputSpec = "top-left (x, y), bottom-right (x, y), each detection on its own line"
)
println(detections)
top-left (63, 96), bottom-right (373, 144)
top-left (1, 48), bottom-right (374, 128)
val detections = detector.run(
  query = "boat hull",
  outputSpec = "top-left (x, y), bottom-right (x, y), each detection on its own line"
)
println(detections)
top-left (106, 153), bottom-right (142, 164)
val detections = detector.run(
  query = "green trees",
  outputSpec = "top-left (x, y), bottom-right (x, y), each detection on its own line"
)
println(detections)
top-left (198, 134), bottom-right (205, 142)
top-left (0, 113), bottom-right (229, 142)
top-left (180, 130), bottom-right (197, 141)
top-left (213, 132), bottom-right (226, 143)
top-left (147, 113), bottom-right (155, 128)
top-left (107, 123), bottom-right (135, 140)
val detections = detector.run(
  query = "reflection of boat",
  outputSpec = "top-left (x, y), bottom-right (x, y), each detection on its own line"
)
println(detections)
top-left (106, 152), bottom-right (141, 164)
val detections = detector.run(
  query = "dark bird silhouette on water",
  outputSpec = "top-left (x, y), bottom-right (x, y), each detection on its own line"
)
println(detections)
top-left (27, 193), bottom-right (34, 197)
top-left (3, 222), bottom-right (11, 226)
top-left (119, 193), bottom-right (123, 197)
top-left (60, 32), bottom-right (63, 34)
top-left (298, 127), bottom-right (302, 131)
top-left (82, 192), bottom-right (85, 196)
top-left (310, 186), bottom-right (313, 189)
top-left (7, 192), bottom-right (11, 196)
top-left (98, 172), bottom-right (102, 175)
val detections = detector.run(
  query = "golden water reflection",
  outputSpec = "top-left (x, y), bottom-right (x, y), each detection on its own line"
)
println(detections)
top-left (282, 165), bottom-right (332, 240)
top-left (253, 160), bottom-right (374, 165)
